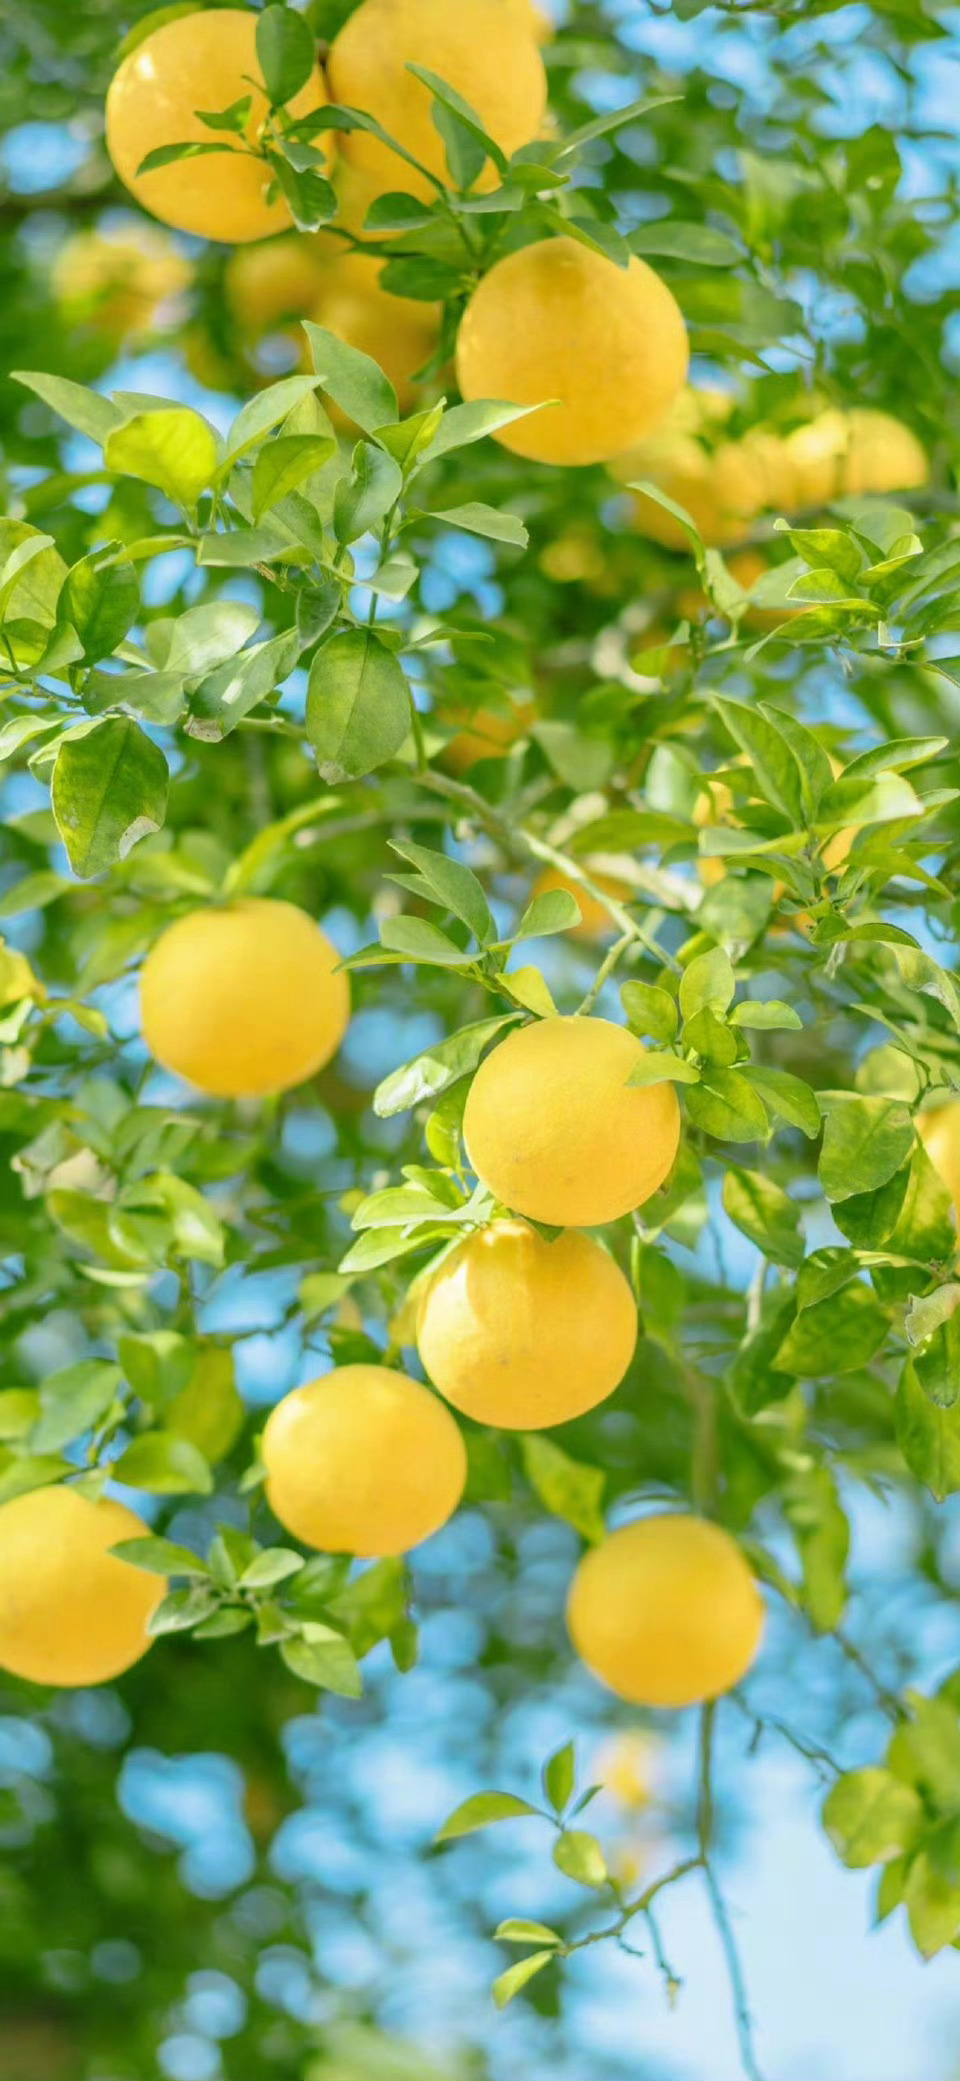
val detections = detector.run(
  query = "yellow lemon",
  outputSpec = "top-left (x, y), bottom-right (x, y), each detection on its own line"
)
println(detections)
top-left (225, 234), bottom-right (329, 335)
top-left (140, 899), bottom-right (349, 1099)
top-left (416, 1219), bottom-right (637, 1428)
top-left (529, 863), bottom-right (633, 940)
top-left (52, 227), bottom-right (191, 338)
top-left (567, 1514), bottom-right (765, 1708)
top-left (456, 237), bottom-right (688, 467)
top-left (106, 10), bottom-right (331, 243)
top-left (309, 255), bottom-right (440, 411)
top-left (327, 0), bottom-right (547, 203)
top-left (0, 1486), bottom-right (164, 1687)
top-left (786, 407), bottom-right (928, 509)
top-left (463, 1015), bottom-right (681, 1226)
top-left (500, 0), bottom-right (554, 40)
top-left (439, 696), bottom-right (535, 773)
top-left (262, 1364), bottom-right (466, 1554)
top-left (917, 1101), bottom-right (960, 1221)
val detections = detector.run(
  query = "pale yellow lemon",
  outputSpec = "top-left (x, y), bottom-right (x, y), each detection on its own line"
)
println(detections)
top-left (500, 0), bottom-right (554, 40)
top-left (0, 1487), bottom-right (164, 1687)
top-left (567, 1514), bottom-right (764, 1708)
top-left (456, 238), bottom-right (689, 467)
top-left (439, 696), bottom-right (535, 773)
top-left (416, 1219), bottom-right (637, 1428)
top-left (327, 0), bottom-right (547, 203)
top-left (262, 1364), bottom-right (466, 1554)
top-left (225, 234), bottom-right (329, 336)
top-left (140, 899), bottom-right (349, 1098)
top-left (106, 10), bottom-right (331, 243)
top-left (463, 1015), bottom-right (681, 1226)
top-left (52, 227), bottom-right (191, 339)
top-left (308, 261), bottom-right (439, 412)
top-left (529, 863), bottom-right (633, 941)
top-left (629, 437), bottom-right (770, 550)
top-left (786, 407), bottom-right (929, 509)
top-left (594, 1730), bottom-right (660, 1810)
top-left (917, 1101), bottom-right (960, 1220)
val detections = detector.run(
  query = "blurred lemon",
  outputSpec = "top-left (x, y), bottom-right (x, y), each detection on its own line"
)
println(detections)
top-left (53, 227), bottom-right (191, 340)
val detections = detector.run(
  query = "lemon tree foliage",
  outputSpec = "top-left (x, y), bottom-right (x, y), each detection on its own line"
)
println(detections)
top-left (0, 0), bottom-right (959, 2075)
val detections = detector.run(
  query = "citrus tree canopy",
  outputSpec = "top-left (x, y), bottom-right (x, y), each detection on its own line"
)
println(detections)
top-left (0, 2), bottom-right (959, 2079)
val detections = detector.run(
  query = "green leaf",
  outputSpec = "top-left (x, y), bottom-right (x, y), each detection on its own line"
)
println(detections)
top-left (905, 1852), bottom-right (960, 1957)
top-left (494, 1920), bottom-right (562, 1947)
top-left (186, 631), bottom-right (299, 743)
top-left (303, 322), bottom-right (398, 434)
top-left (521, 1434), bottom-right (605, 1544)
top-left (414, 400), bottom-right (542, 467)
top-left (514, 888), bottom-right (582, 940)
top-left (334, 441), bottom-right (404, 544)
top-left (729, 1000), bottom-right (802, 1032)
top-left (553, 1829), bottom-right (607, 1889)
top-left (106, 408), bottom-right (218, 510)
top-left (113, 1432), bottom-right (214, 1496)
top-left (712, 696), bottom-right (805, 826)
top-left (629, 221), bottom-right (742, 266)
top-left (425, 503), bottom-right (528, 549)
top-left (626, 1050), bottom-right (700, 1088)
top-left (59, 548), bottom-right (139, 662)
top-left (722, 1168), bottom-right (804, 1268)
top-left (166, 1345), bottom-right (245, 1462)
top-left (783, 1462), bottom-right (849, 1631)
top-left (407, 63), bottom-right (509, 177)
top-left (774, 1279), bottom-right (888, 1377)
top-left (52, 719), bottom-right (168, 879)
top-left (823, 1770), bottom-right (923, 1869)
top-left (685, 1067), bottom-right (769, 1142)
top-left (251, 434), bottom-right (335, 519)
top-left (621, 980), bottom-right (679, 1043)
top-left (542, 1741), bottom-right (576, 1816)
top-left (388, 839), bottom-right (493, 945)
top-left (374, 1015), bottom-right (518, 1117)
top-left (628, 478), bottom-right (704, 560)
top-left (11, 369), bottom-right (124, 444)
top-left (379, 917), bottom-right (475, 968)
top-left (435, 1791), bottom-right (541, 1843)
top-left (239, 1549), bottom-right (306, 1590)
top-left (746, 1066), bottom-right (821, 1139)
top-left (29, 1362), bottom-right (122, 1454)
top-left (280, 1627), bottom-right (363, 1697)
top-left (222, 375), bottom-right (327, 466)
top-left (896, 1359), bottom-right (960, 1501)
top-left (679, 947), bottom-right (736, 1021)
top-left (112, 1535), bottom-right (208, 1578)
top-left (307, 629), bottom-right (410, 783)
top-left (492, 1951), bottom-right (555, 2009)
top-left (256, 4), bottom-right (316, 105)
top-left (818, 1094), bottom-right (915, 1202)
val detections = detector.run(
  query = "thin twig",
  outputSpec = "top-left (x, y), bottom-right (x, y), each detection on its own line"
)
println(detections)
top-left (698, 1705), bottom-right (767, 2081)
top-left (576, 932), bottom-right (633, 1015)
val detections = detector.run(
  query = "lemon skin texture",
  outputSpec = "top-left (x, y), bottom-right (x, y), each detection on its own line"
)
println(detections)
top-left (463, 1016), bottom-right (681, 1227)
top-left (262, 1365), bottom-right (467, 1556)
top-left (567, 1514), bottom-right (765, 1709)
top-left (327, 0), bottom-right (547, 203)
top-left (106, 10), bottom-right (331, 243)
top-left (417, 1219), bottom-right (637, 1429)
top-left (456, 237), bottom-right (689, 467)
top-left (0, 1486), bottom-right (164, 1687)
top-left (140, 899), bottom-right (350, 1099)
top-left (917, 1102), bottom-right (960, 1221)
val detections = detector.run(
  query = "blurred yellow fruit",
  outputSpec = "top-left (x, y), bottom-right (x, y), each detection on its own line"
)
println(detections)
top-left (456, 237), bottom-right (689, 467)
top-left (785, 408), bottom-right (929, 509)
top-left (416, 1218), bottom-right (637, 1428)
top-left (52, 227), bottom-right (191, 339)
top-left (917, 1101), bottom-right (960, 1220)
top-left (463, 1015), bottom-right (681, 1226)
top-left (225, 234), bottom-right (329, 336)
top-left (262, 1364), bottom-right (466, 1554)
top-left (439, 697), bottom-right (535, 773)
top-left (141, 899), bottom-right (349, 1098)
top-left (309, 254), bottom-right (439, 411)
top-left (106, 9), bottom-right (331, 243)
top-left (0, 1487), bottom-right (163, 1687)
top-left (500, 0), bottom-right (554, 40)
top-left (594, 1730), bottom-right (660, 1809)
top-left (530, 862), bottom-right (632, 940)
top-left (567, 1514), bottom-right (765, 1708)
top-left (327, 0), bottom-right (547, 203)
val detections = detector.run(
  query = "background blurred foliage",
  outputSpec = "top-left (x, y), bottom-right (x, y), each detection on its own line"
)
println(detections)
top-left (0, 0), bottom-right (960, 2077)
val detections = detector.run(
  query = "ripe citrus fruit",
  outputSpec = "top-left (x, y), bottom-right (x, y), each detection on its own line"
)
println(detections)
top-left (140, 899), bottom-right (349, 1099)
top-left (917, 1101), bottom-right (960, 1220)
top-left (52, 227), bottom-right (191, 339)
top-left (262, 1364), bottom-right (466, 1554)
top-left (225, 234), bottom-right (329, 336)
top-left (567, 1514), bottom-right (765, 1708)
top-left (416, 1218), bottom-right (637, 1428)
top-left (439, 696), bottom-right (535, 774)
top-left (530, 863), bottom-right (633, 940)
top-left (785, 407), bottom-right (928, 508)
top-left (326, 0), bottom-right (547, 204)
top-left (106, 9), bottom-right (331, 243)
top-left (0, 1486), bottom-right (164, 1687)
top-left (308, 250), bottom-right (440, 412)
top-left (463, 1016), bottom-right (681, 1226)
top-left (456, 237), bottom-right (688, 467)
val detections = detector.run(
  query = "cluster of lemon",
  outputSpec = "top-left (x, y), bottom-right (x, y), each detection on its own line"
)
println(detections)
top-left (613, 384), bottom-right (929, 550)
top-left (102, 0), bottom-right (691, 468)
